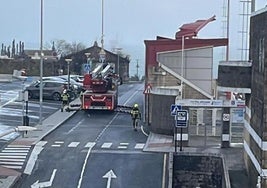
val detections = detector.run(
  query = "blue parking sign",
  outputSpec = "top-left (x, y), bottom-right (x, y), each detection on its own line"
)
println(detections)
top-left (170, 104), bottom-right (182, 116)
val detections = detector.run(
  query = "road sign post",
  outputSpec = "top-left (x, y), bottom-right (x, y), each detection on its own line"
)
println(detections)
top-left (174, 109), bottom-right (188, 152)
top-left (144, 84), bottom-right (152, 126)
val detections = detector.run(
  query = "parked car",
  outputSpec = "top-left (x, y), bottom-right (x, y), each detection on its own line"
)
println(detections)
top-left (42, 76), bottom-right (83, 93)
top-left (25, 80), bottom-right (76, 101)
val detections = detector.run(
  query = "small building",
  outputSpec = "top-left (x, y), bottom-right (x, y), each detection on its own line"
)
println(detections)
top-left (61, 41), bottom-right (130, 83)
top-left (144, 16), bottom-right (228, 136)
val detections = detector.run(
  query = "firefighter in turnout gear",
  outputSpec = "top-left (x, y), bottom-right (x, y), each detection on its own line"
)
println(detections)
top-left (130, 103), bottom-right (141, 131)
top-left (61, 89), bottom-right (70, 112)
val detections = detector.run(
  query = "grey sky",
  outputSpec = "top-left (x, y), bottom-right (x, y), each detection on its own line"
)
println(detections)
top-left (1, 0), bottom-right (266, 77)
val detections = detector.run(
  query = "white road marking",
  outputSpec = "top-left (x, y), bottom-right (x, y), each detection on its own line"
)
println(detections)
top-left (54, 141), bottom-right (64, 144)
top-left (68, 142), bottom-right (80, 147)
top-left (84, 142), bottom-right (96, 148)
top-left (2, 165), bottom-right (22, 169)
top-left (0, 153), bottom-right (27, 156)
top-left (0, 155), bottom-right (26, 159)
top-left (134, 143), bottom-right (145, 149)
top-left (31, 169), bottom-right (57, 188)
top-left (4, 147), bottom-right (30, 150)
top-left (77, 143), bottom-right (95, 188)
top-left (0, 158), bottom-right (25, 162)
top-left (117, 146), bottom-right (127, 149)
top-left (0, 161), bottom-right (24, 165)
top-left (119, 143), bottom-right (129, 146)
top-left (2, 150), bottom-right (29, 153)
top-left (51, 145), bottom-right (61, 147)
top-left (7, 145), bottom-right (31, 148)
top-left (24, 141), bottom-right (46, 175)
top-left (101, 143), bottom-right (112, 148)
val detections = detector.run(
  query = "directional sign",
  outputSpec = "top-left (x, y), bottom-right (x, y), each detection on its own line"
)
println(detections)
top-left (171, 104), bottom-right (182, 116)
top-left (175, 110), bottom-right (188, 128)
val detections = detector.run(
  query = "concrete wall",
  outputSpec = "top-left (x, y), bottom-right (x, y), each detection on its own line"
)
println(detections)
top-left (149, 92), bottom-right (176, 135)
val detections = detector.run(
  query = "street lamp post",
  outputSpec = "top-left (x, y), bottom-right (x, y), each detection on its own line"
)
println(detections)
top-left (84, 52), bottom-right (91, 74)
top-left (181, 35), bottom-right (185, 99)
top-left (39, 0), bottom-right (44, 125)
top-left (115, 48), bottom-right (122, 75)
top-left (65, 59), bottom-right (72, 90)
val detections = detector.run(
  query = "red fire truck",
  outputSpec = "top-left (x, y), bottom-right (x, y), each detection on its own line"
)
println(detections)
top-left (80, 63), bottom-right (118, 111)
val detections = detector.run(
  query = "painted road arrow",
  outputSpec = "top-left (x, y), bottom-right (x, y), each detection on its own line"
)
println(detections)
top-left (31, 169), bottom-right (57, 188)
top-left (103, 170), bottom-right (117, 188)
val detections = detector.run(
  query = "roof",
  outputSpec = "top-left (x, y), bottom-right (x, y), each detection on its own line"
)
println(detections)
top-left (175, 15), bottom-right (216, 39)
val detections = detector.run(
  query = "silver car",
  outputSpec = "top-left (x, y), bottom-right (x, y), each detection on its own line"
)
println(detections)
top-left (25, 80), bottom-right (69, 101)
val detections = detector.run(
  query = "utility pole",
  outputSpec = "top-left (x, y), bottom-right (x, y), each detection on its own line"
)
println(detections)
top-left (136, 59), bottom-right (139, 80)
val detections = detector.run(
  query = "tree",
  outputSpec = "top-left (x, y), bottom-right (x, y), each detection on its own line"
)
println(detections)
top-left (45, 39), bottom-right (86, 57)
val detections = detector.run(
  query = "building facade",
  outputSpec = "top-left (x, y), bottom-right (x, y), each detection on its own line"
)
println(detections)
top-left (244, 7), bottom-right (267, 187)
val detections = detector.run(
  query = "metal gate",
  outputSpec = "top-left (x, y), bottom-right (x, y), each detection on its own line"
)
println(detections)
top-left (188, 108), bottom-right (222, 148)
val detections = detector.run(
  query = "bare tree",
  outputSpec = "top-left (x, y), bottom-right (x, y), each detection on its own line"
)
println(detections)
top-left (45, 39), bottom-right (86, 57)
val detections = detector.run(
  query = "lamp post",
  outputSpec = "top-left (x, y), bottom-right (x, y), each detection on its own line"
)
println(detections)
top-left (65, 59), bottom-right (72, 90)
top-left (181, 35), bottom-right (185, 99)
top-left (115, 48), bottom-right (122, 75)
top-left (39, 0), bottom-right (44, 125)
top-left (84, 52), bottom-right (91, 74)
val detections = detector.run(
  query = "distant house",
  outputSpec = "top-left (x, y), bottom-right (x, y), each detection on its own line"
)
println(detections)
top-left (62, 41), bottom-right (130, 82)
top-left (23, 49), bottom-right (58, 61)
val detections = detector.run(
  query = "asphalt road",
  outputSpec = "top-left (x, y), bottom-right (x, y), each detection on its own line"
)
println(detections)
top-left (13, 82), bottom-right (165, 188)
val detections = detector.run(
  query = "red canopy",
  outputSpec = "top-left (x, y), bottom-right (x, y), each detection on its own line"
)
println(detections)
top-left (175, 15), bottom-right (216, 39)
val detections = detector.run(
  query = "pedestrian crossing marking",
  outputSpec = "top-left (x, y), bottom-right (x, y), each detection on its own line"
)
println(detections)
top-left (7, 145), bottom-right (31, 148)
top-left (119, 143), bottom-right (129, 146)
top-left (0, 161), bottom-right (24, 165)
top-left (0, 153), bottom-right (27, 156)
top-left (0, 158), bottom-right (25, 162)
top-left (2, 150), bottom-right (29, 153)
top-left (4, 148), bottom-right (30, 150)
top-left (2, 165), bottom-right (22, 169)
top-left (0, 155), bottom-right (26, 159)
top-left (101, 143), bottom-right (112, 148)
top-left (68, 142), bottom-right (80, 147)
top-left (84, 142), bottom-right (96, 148)
top-left (51, 144), bottom-right (61, 147)
top-left (55, 141), bottom-right (64, 144)
top-left (117, 146), bottom-right (127, 149)
top-left (0, 143), bottom-right (30, 171)
top-left (134, 143), bottom-right (145, 149)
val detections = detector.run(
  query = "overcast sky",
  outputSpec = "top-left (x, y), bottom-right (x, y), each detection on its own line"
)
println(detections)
top-left (1, 0), bottom-right (266, 77)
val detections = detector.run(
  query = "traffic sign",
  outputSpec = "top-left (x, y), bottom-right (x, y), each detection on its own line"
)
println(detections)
top-left (84, 64), bottom-right (91, 73)
top-left (171, 104), bottom-right (182, 116)
top-left (175, 110), bottom-right (188, 128)
top-left (143, 84), bottom-right (152, 94)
